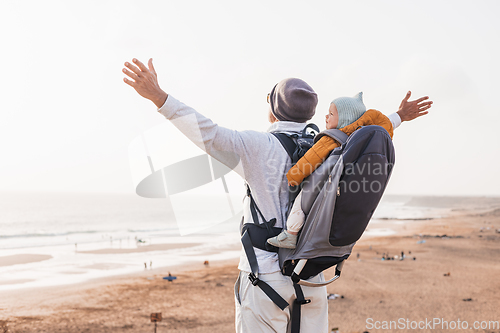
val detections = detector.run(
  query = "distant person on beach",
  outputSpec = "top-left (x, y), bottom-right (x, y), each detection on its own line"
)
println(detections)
top-left (122, 58), bottom-right (432, 332)
top-left (268, 92), bottom-right (395, 249)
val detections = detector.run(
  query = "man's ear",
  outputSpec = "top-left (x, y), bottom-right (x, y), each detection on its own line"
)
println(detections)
top-left (268, 109), bottom-right (278, 123)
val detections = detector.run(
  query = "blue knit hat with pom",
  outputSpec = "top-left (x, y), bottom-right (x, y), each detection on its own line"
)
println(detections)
top-left (332, 92), bottom-right (366, 129)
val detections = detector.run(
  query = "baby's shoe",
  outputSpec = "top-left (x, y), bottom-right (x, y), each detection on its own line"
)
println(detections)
top-left (267, 230), bottom-right (297, 249)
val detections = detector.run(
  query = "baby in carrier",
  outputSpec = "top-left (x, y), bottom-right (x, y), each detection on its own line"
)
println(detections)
top-left (267, 92), bottom-right (394, 249)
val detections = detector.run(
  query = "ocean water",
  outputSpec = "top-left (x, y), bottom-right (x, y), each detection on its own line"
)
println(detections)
top-left (0, 192), bottom-right (455, 291)
top-left (0, 192), bottom-right (243, 291)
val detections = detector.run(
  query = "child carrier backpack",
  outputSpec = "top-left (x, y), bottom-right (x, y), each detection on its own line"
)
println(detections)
top-left (279, 125), bottom-right (395, 287)
top-left (280, 125), bottom-right (394, 333)
top-left (240, 124), bottom-right (394, 333)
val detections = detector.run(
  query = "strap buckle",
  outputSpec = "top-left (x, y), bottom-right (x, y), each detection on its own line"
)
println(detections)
top-left (294, 298), bottom-right (311, 305)
top-left (248, 273), bottom-right (259, 286)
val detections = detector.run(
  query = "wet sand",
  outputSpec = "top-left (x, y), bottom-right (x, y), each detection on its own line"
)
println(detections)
top-left (0, 254), bottom-right (52, 267)
top-left (1, 197), bottom-right (499, 333)
top-left (77, 243), bottom-right (201, 254)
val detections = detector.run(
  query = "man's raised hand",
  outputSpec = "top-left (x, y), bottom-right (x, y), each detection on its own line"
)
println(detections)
top-left (123, 58), bottom-right (168, 108)
top-left (397, 91), bottom-right (433, 122)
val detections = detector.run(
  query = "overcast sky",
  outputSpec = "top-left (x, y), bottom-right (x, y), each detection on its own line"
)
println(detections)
top-left (1, 0), bottom-right (499, 196)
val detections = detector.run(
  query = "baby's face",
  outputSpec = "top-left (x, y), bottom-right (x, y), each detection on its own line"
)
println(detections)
top-left (325, 103), bottom-right (339, 130)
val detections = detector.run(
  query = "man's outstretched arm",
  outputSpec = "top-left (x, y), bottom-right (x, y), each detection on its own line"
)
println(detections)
top-left (122, 58), bottom-right (277, 181)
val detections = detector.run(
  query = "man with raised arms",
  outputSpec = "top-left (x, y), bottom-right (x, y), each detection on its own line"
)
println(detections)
top-left (123, 58), bottom-right (432, 332)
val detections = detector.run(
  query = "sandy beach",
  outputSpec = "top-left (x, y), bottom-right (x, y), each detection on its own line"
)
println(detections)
top-left (0, 254), bottom-right (53, 268)
top-left (1, 197), bottom-right (499, 333)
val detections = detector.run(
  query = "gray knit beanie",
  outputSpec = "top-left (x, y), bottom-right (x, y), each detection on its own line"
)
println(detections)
top-left (269, 78), bottom-right (317, 123)
top-left (332, 92), bottom-right (366, 129)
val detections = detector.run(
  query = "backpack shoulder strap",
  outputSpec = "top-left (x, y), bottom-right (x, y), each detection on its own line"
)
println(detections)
top-left (272, 123), bottom-right (320, 161)
top-left (272, 124), bottom-right (319, 217)
top-left (271, 132), bottom-right (297, 161)
top-left (314, 129), bottom-right (348, 145)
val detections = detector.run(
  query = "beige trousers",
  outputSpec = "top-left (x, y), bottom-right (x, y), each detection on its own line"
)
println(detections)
top-left (234, 270), bottom-right (328, 333)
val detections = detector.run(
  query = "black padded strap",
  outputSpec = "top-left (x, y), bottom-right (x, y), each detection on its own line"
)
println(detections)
top-left (273, 132), bottom-right (301, 214)
top-left (247, 185), bottom-right (277, 236)
top-left (253, 278), bottom-right (289, 311)
top-left (291, 283), bottom-right (311, 333)
top-left (241, 229), bottom-right (289, 311)
top-left (247, 185), bottom-right (265, 222)
top-left (249, 196), bottom-right (261, 226)
top-left (241, 230), bottom-right (259, 275)
top-left (272, 133), bottom-right (297, 161)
